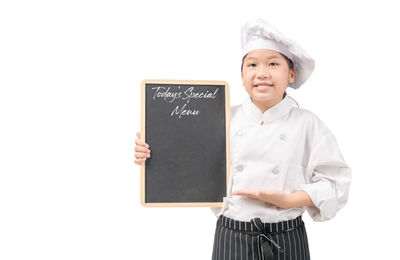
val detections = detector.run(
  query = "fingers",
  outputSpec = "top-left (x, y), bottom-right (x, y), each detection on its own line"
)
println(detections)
top-left (134, 131), bottom-right (150, 165)
top-left (134, 131), bottom-right (150, 153)
top-left (134, 144), bottom-right (150, 153)
top-left (232, 190), bottom-right (257, 198)
top-left (232, 190), bottom-right (245, 196)
top-left (135, 136), bottom-right (149, 149)
top-left (134, 145), bottom-right (150, 160)
top-left (134, 158), bottom-right (146, 165)
top-left (135, 152), bottom-right (150, 159)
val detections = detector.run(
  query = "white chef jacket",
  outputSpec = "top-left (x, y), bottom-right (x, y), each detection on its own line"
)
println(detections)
top-left (210, 94), bottom-right (351, 222)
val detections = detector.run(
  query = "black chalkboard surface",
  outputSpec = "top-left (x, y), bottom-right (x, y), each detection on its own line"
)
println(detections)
top-left (140, 79), bottom-right (230, 207)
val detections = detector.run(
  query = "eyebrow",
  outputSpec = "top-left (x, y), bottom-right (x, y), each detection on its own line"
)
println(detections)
top-left (246, 55), bottom-right (282, 61)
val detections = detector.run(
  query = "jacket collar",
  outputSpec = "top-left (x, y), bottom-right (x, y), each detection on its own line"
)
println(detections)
top-left (241, 95), bottom-right (293, 125)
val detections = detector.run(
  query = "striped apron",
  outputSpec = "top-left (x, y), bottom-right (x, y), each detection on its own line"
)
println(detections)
top-left (212, 214), bottom-right (310, 260)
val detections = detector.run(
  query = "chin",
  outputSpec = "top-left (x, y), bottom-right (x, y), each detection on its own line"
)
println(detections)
top-left (252, 93), bottom-right (274, 101)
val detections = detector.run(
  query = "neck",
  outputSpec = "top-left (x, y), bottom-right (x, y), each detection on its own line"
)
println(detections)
top-left (251, 97), bottom-right (284, 113)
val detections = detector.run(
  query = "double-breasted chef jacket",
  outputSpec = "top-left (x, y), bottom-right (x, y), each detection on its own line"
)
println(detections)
top-left (211, 94), bottom-right (352, 223)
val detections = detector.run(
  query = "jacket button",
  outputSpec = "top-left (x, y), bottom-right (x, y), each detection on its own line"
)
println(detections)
top-left (279, 134), bottom-right (286, 140)
top-left (235, 165), bottom-right (244, 172)
top-left (272, 167), bottom-right (279, 174)
top-left (236, 130), bottom-right (243, 136)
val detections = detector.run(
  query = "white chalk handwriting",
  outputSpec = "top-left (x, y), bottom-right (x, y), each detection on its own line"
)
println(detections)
top-left (151, 85), bottom-right (219, 118)
top-left (170, 103), bottom-right (200, 119)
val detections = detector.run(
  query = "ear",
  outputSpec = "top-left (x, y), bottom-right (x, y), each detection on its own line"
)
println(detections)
top-left (289, 69), bottom-right (296, 84)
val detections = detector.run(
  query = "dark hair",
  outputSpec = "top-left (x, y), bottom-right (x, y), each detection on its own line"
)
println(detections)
top-left (240, 53), bottom-right (294, 72)
top-left (241, 52), bottom-right (294, 100)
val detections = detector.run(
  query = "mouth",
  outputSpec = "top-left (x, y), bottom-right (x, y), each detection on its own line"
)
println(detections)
top-left (254, 84), bottom-right (273, 90)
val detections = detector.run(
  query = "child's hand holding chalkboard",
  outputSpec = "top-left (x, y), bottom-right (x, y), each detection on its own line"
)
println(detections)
top-left (134, 132), bottom-right (151, 165)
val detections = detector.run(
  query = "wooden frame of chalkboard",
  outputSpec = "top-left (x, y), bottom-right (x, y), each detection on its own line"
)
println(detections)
top-left (140, 79), bottom-right (230, 207)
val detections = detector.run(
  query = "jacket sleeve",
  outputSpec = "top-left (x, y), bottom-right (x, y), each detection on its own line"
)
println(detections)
top-left (300, 133), bottom-right (352, 222)
top-left (210, 207), bottom-right (222, 218)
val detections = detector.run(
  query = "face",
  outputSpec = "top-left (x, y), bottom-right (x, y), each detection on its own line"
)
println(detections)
top-left (241, 49), bottom-right (295, 111)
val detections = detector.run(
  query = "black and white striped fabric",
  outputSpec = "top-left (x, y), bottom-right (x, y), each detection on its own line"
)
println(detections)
top-left (212, 214), bottom-right (310, 260)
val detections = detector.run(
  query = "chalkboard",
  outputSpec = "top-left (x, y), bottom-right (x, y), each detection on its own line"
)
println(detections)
top-left (140, 79), bottom-right (230, 207)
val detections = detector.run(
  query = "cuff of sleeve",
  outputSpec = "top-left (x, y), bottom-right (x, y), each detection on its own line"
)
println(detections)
top-left (300, 181), bottom-right (339, 222)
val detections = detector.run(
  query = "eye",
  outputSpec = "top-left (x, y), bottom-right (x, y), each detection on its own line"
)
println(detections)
top-left (247, 63), bottom-right (257, 67)
top-left (269, 62), bottom-right (279, 66)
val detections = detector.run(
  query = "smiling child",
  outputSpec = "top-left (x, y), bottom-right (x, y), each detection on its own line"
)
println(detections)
top-left (134, 18), bottom-right (351, 260)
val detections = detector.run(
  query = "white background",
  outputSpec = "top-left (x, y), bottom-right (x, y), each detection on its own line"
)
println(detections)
top-left (0, 0), bottom-right (399, 259)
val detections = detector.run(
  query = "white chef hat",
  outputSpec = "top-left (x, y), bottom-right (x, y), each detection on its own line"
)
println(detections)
top-left (241, 18), bottom-right (315, 89)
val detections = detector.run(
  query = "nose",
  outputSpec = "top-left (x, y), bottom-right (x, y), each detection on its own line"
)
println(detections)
top-left (256, 65), bottom-right (270, 79)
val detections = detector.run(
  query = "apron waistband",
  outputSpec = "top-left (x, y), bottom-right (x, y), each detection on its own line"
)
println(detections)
top-left (217, 214), bottom-right (304, 234)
